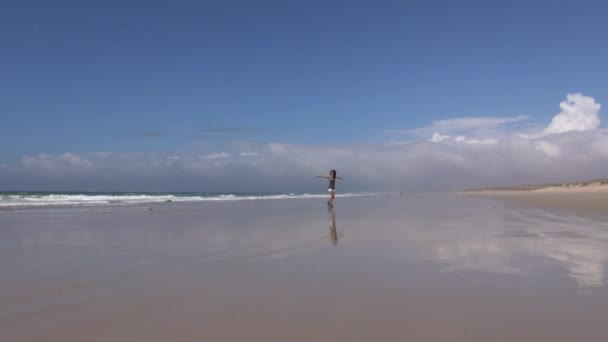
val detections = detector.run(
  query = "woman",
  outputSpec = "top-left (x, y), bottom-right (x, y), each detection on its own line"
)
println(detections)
top-left (316, 169), bottom-right (342, 207)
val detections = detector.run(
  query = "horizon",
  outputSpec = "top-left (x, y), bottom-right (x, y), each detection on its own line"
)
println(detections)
top-left (3, 174), bottom-right (608, 194)
top-left (1, 1), bottom-right (607, 192)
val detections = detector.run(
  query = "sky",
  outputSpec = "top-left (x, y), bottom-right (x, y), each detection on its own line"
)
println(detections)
top-left (1, 0), bottom-right (607, 192)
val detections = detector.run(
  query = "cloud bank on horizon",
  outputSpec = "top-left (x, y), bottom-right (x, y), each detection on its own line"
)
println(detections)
top-left (1, 93), bottom-right (605, 192)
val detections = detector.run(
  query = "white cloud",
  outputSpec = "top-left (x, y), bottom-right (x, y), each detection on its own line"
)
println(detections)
top-left (202, 152), bottom-right (232, 160)
top-left (544, 93), bottom-right (601, 134)
top-left (3, 131), bottom-right (608, 192)
top-left (2, 94), bottom-right (605, 192)
top-left (464, 138), bottom-right (499, 145)
top-left (401, 115), bottom-right (529, 139)
top-left (430, 115), bottom-right (528, 132)
top-left (431, 132), bottom-right (450, 143)
top-left (22, 153), bottom-right (93, 172)
top-left (239, 152), bottom-right (260, 157)
top-left (432, 134), bottom-right (498, 145)
top-left (534, 141), bottom-right (561, 158)
top-left (408, 93), bottom-right (601, 143)
top-left (266, 143), bottom-right (289, 156)
top-left (424, 93), bottom-right (602, 143)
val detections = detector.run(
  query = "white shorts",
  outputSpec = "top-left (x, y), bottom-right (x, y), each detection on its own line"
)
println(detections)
top-left (328, 189), bottom-right (335, 193)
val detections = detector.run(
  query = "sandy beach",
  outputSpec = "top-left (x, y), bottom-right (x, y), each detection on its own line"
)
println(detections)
top-left (2, 195), bottom-right (608, 341)
top-left (468, 183), bottom-right (608, 219)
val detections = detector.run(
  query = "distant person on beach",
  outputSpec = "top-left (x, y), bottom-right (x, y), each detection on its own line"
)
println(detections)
top-left (316, 169), bottom-right (342, 207)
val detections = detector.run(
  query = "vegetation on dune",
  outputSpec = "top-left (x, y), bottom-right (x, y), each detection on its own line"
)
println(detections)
top-left (466, 178), bottom-right (608, 192)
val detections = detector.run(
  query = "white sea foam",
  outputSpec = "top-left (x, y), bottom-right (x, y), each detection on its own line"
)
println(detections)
top-left (0, 192), bottom-right (373, 208)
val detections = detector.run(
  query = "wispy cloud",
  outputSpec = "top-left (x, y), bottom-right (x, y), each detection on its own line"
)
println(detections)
top-left (21, 153), bottom-right (93, 177)
top-left (390, 115), bottom-right (529, 140)
top-left (239, 152), bottom-right (260, 157)
top-left (202, 152), bottom-right (232, 160)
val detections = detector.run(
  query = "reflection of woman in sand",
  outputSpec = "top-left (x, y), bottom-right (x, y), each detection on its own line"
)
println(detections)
top-left (329, 209), bottom-right (338, 245)
top-left (328, 208), bottom-right (344, 245)
top-left (316, 169), bottom-right (343, 208)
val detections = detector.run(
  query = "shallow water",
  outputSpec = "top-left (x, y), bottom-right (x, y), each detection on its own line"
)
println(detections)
top-left (1, 194), bottom-right (607, 341)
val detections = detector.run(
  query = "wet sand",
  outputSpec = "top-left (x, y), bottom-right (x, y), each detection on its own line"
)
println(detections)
top-left (1, 195), bottom-right (608, 341)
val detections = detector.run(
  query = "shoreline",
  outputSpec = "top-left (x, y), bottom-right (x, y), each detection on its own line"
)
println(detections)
top-left (0, 192), bottom-right (377, 210)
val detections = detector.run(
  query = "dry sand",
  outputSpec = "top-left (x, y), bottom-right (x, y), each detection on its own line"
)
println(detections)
top-left (468, 183), bottom-right (608, 219)
top-left (1, 195), bottom-right (608, 341)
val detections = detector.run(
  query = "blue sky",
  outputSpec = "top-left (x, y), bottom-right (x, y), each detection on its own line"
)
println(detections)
top-left (1, 0), bottom-right (607, 191)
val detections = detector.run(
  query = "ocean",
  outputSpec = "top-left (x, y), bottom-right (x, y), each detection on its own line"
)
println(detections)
top-left (0, 191), bottom-right (371, 208)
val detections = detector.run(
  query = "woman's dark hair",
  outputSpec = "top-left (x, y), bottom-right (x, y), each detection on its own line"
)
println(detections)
top-left (330, 169), bottom-right (336, 177)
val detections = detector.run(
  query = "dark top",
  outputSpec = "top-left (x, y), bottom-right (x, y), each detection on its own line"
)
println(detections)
top-left (329, 178), bottom-right (336, 189)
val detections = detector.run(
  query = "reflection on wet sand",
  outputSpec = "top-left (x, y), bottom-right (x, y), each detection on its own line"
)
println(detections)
top-left (328, 208), bottom-right (338, 245)
top-left (2, 196), bottom-right (608, 341)
top-left (427, 211), bottom-right (608, 289)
